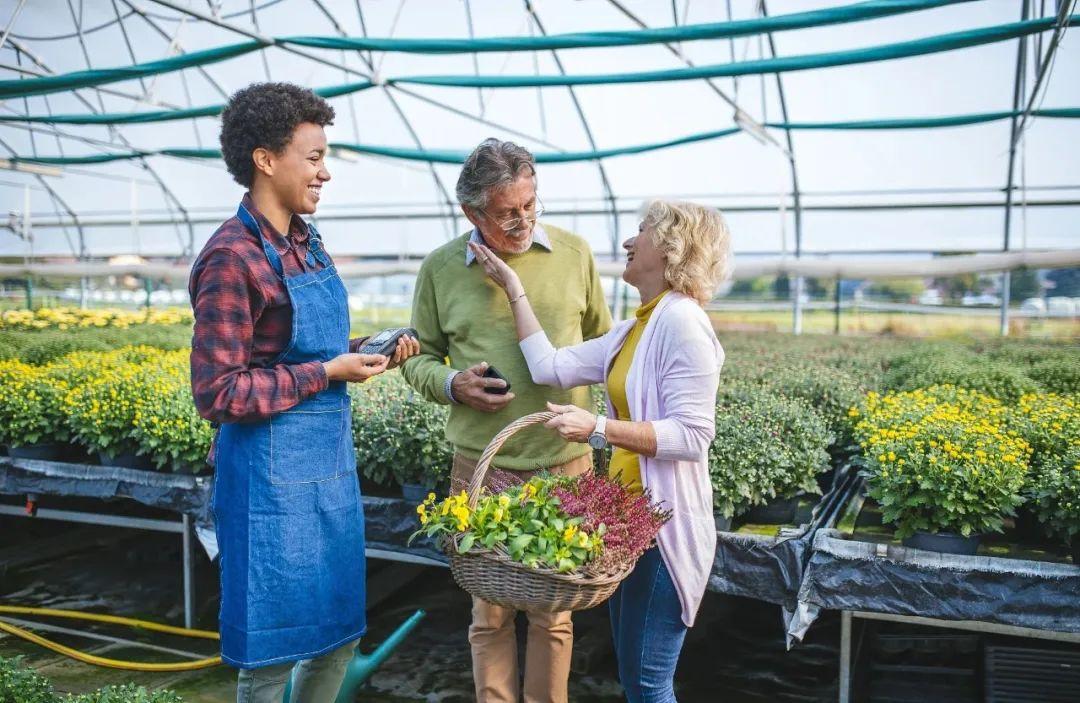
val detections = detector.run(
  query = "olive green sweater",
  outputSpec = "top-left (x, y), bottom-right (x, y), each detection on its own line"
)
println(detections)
top-left (401, 224), bottom-right (612, 470)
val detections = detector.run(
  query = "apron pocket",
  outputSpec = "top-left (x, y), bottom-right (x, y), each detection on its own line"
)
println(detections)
top-left (269, 396), bottom-right (348, 485)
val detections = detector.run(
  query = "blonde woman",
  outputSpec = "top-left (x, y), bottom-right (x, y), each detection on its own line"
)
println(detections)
top-left (470, 200), bottom-right (730, 702)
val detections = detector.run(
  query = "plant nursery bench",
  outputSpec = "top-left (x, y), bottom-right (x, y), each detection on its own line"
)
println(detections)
top-left (789, 483), bottom-right (1080, 703)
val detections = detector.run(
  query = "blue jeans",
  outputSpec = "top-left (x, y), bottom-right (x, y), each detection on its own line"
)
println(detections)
top-left (608, 547), bottom-right (689, 703)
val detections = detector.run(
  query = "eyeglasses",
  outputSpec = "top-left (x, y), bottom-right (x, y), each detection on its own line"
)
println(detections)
top-left (478, 197), bottom-right (545, 232)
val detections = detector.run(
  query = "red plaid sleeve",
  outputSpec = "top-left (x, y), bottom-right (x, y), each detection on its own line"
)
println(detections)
top-left (189, 248), bottom-right (327, 424)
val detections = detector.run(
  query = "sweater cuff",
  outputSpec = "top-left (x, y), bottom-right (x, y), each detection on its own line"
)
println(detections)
top-left (294, 360), bottom-right (329, 399)
top-left (444, 369), bottom-right (461, 404)
top-left (651, 418), bottom-right (683, 461)
top-left (519, 331), bottom-right (555, 366)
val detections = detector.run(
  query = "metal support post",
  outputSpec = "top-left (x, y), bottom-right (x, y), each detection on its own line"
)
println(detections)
top-left (181, 513), bottom-right (194, 630)
top-left (839, 610), bottom-right (852, 703)
top-left (793, 276), bottom-right (805, 335)
top-left (834, 278), bottom-right (842, 335)
top-left (1000, 270), bottom-right (1011, 336)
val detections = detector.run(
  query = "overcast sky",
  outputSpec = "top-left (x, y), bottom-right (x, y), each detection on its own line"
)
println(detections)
top-left (1, 0), bottom-right (1077, 261)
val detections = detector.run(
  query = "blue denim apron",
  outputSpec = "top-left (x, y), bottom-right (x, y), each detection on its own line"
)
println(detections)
top-left (212, 203), bottom-right (365, 669)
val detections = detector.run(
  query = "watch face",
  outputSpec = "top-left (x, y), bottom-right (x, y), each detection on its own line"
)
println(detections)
top-left (588, 434), bottom-right (606, 450)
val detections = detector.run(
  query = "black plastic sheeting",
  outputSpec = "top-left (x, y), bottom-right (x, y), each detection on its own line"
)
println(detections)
top-left (708, 529), bottom-right (813, 610)
top-left (707, 468), bottom-right (859, 611)
top-left (0, 458), bottom-right (446, 564)
top-left (0, 458), bottom-right (210, 514)
top-left (790, 528), bottom-right (1080, 642)
top-left (361, 495), bottom-right (446, 565)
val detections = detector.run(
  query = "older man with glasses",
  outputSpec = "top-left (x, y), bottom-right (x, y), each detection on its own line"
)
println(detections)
top-left (401, 138), bottom-right (612, 702)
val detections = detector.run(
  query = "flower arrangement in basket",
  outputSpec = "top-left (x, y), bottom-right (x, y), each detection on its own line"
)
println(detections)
top-left (410, 412), bottom-right (670, 613)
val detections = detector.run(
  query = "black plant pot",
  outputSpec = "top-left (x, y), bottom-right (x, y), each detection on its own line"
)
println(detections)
top-left (816, 467), bottom-right (837, 494)
top-left (1012, 507), bottom-right (1045, 543)
top-left (401, 482), bottom-right (435, 504)
top-left (742, 494), bottom-right (801, 525)
top-left (97, 451), bottom-right (155, 471)
top-left (7, 442), bottom-right (67, 461)
top-left (902, 531), bottom-right (981, 556)
top-left (714, 513), bottom-right (733, 532)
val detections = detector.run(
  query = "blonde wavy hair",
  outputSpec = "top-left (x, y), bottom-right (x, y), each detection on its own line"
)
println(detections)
top-left (640, 199), bottom-right (733, 305)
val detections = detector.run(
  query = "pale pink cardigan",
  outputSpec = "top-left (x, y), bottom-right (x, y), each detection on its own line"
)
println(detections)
top-left (519, 292), bottom-right (723, 626)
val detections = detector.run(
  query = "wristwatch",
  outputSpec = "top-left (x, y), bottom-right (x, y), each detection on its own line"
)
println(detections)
top-left (588, 415), bottom-right (608, 450)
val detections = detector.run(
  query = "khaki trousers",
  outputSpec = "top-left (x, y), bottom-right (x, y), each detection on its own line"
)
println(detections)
top-left (451, 451), bottom-right (593, 703)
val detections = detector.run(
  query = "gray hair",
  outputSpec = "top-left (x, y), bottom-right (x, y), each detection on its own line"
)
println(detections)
top-left (456, 138), bottom-right (537, 210)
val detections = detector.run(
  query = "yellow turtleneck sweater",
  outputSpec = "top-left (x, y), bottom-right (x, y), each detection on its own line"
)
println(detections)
top-left (605, 290), bottom-right (669, 494)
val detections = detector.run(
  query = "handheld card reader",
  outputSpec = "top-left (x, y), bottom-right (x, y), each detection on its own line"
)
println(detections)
top-left (356, 327), bottom-right (418, 357)
top-left (482, 365), bottom-right (511, 395)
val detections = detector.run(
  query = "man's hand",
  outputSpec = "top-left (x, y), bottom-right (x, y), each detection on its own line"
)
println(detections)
top-left (323, 353), bottom-right (390, 383)
top-left (387, 334), bottom-right (421, 370)
top-left (543, 402), bottom-right (597, 443)
top-left (451, 362), bottom-right (515, 413)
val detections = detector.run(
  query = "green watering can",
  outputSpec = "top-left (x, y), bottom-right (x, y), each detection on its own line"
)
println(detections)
top-left (283, 609), bottom-right (425, 703)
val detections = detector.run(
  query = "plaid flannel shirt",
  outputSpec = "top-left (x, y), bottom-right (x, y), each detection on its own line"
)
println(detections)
top-left (189, 193), bottom-right (364, 430)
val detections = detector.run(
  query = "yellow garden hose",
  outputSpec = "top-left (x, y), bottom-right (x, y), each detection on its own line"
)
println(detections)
top-left (0, 605), bottom-right (222, 672)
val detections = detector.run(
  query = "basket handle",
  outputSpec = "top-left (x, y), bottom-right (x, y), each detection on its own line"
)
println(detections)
top-left (466, 411), bottom-right (557, 509)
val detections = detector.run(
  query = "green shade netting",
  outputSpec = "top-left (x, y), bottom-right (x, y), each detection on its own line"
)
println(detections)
top-left (10, 109), bottom-right (1078, 167)
top-left (0, 41), bottom-right (261, 101)
top-left (396, 15), bottom-right (1077, 89)
top-left (285, 0), bottom-right (965, 54)
top-left (0, 9), bottom-right (1069, 105)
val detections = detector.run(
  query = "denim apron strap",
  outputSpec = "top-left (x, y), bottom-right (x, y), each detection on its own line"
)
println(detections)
top-left (212, 200), bottom-right (365, 669)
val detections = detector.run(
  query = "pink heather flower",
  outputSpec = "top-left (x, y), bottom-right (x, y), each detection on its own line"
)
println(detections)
top-left (551, 473), bottom-right (670, 574)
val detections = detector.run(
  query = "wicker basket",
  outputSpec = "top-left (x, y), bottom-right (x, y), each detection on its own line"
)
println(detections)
top-left (447, 412), bottom-right (633, 613)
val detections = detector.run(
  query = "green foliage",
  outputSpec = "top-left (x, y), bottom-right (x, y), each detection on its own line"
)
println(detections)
top-left (883, 346), bottom-right (1040, 403)
top-left (728, 363), bottom-right (867, 438)
top-left (0, 325), bottom-right (192, 364)
top-left (1045, 267), bottom-right (1080, 297)
top-left (1008, 267), bottom-right (1042, 301)
top-left (60, 685), bottom-right (184, 703)
top-left (710, 383), bottom-right (833, 518)
top-left (1008, 393), bottom-right (1080, 539)
top-left (350, 373), bottom-right (451, 487)
top-left (867, 278), bottom-right (925, 302)
top-left (0, 656), bottom-right (55, 703)
top-left (1029, 358), bottom-right (1080, 395)
top-left (1026, 446), bottom-right (1080, 541)
top-left (0, 658), bottom-right (183, 703)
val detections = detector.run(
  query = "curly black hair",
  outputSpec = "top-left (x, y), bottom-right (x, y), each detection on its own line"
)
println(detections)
top-left (219, 82), bottom-right (335, 187)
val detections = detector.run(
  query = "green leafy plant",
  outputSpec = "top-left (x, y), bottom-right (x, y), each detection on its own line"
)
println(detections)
top-left (733, 362), bottom-right (867, 439)
top-left (710, 383), bottom-right (833, 518)
top-left (851, 386), bottom-right (1030, 538)
top-left (1029, 358), bottom-right (1080, 395)
top-left (60, 684), bottom-right (184, 703)
top-left (350, 373), bottom-right (451, 488)
top-left (0, 657), bottom-right (184, 703)
top-left (1009, 393), bottom-right (1080, 540)
top-left (883, 347), bottom-right (1040, 403)
top-left (0, 656), bottom-right (55, 703)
